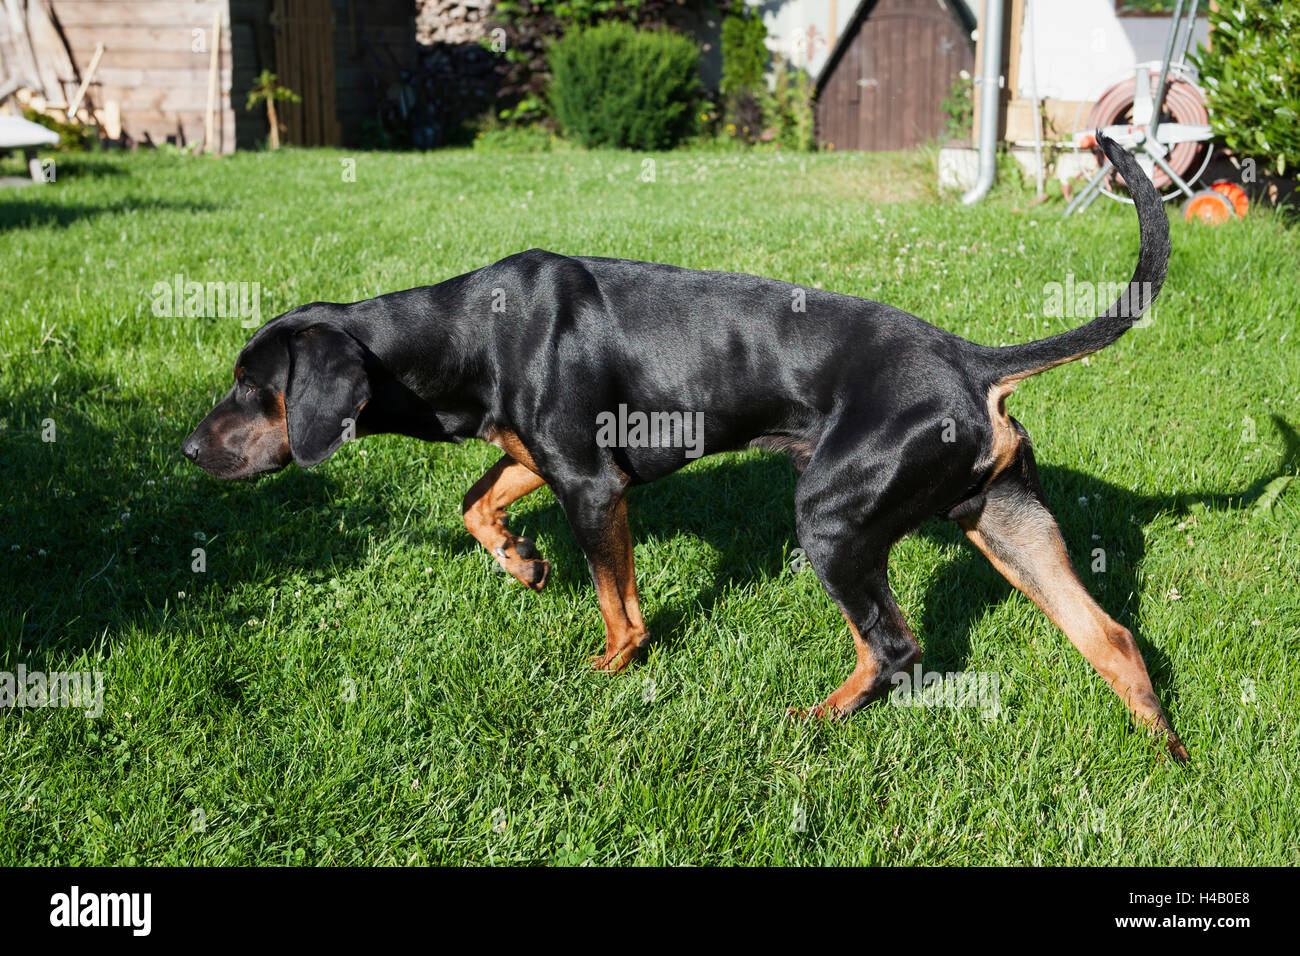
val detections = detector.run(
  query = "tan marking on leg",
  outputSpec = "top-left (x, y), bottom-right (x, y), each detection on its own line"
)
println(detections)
top-left (978, 381), bottom-right (1023, 480)
top-left (589, 497), bottom-right (649, 673)
top-left (980, 352), bottom-right (1100, 483)
top-left (483, 425), bottom-right (540, 474)
top-left (790, 612), bottom-right (881, 720)
top-left (961, 494), bottom-right (1188, 760)
top-left (462, 455), bottom-right (549, 590)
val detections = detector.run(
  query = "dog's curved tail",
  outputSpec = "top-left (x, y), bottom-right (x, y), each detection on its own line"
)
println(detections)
top-left (980, 131), bottom-right (1171, 384)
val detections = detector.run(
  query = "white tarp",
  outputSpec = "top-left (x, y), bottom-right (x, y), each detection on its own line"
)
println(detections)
top-left (0, 113), bottom-right (59, 147)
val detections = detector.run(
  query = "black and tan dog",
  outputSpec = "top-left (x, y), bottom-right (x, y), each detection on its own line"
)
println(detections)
top-left (184, 132), bottom-right (1186, 759)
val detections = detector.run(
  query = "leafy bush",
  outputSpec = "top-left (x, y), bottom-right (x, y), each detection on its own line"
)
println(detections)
top-left (548, 22), bottom-right (700, 150)
top-left (720, 8), bottom-right (767, 97)
top-left (941, 72), bottom-right (974, 144)
top-left (719, 7), bottom-right (768, 143)
top-left (489, 0), bottom-right (697, 125)
top-left (473, 124), bottom-right (559, 152)
top-left (762, 61), bottom-right (815, 151)
top-left (22, 109), bottom-right (92, 151)
top-left (412, 41), bottom-right (503, 147)
top-left (356, 42), bottom-right (501, 149)
top-left (712, 9), bottom-right (814, 150)
top-left (1193, 1), bottom-right (1300, 175)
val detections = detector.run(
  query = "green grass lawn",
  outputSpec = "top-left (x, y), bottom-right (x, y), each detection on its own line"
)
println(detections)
top-left (1, 146), bottom-right (1297, 865)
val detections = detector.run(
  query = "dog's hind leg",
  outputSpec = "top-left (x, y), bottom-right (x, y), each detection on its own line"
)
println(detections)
top-left (793, 562), bottom-right (920, 718)
top-left (462, 454), bottom-right (550, 591)
top-left (789, 453), bottom-right (922, 718)
top-left (959, 446), bottom-right (1189, 760)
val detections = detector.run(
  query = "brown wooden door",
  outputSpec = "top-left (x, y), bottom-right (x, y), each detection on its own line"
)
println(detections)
top-left (817, 0), bottom-right (974, 151)
top-left (272, 0), bottom-right (341, 146)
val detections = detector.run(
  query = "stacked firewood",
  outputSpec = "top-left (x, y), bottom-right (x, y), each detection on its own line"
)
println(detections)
top-left (0, 0), bottom-right (119, 137)
top-left (415, 0), bottom-right (494, 46)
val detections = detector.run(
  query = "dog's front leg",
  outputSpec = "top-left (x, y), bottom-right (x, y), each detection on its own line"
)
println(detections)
top-left (462, 454), bottom-right (550, 590)
top-left (553, 477), bottom-right (650, 672)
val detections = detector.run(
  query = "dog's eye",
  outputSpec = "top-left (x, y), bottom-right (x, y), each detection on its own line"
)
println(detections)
top-left (241, 382), bottom-right (258, 395)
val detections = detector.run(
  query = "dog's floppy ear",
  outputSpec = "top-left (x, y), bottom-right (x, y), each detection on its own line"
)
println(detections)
top-left (285, 325), bottom-right (372, 468)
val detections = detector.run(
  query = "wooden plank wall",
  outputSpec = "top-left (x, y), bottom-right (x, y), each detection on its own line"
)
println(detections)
top-left (51, 0), bottom-right (236, 152)
top-left (272, 0), bottom-right (336, 145)
top-left (226, 0), bottom-right (415, 150)
top-left (49, 0), bottom-right (416, 150)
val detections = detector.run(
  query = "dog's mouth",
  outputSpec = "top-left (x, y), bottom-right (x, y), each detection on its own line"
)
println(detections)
top-left (186, 449), bottom-right (283, 482)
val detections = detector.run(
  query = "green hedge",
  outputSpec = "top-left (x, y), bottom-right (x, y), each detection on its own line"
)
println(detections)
top-left (1193, 1), bottom-right (1300, 175)
top-left (547, 22), bottom-right (700, 150)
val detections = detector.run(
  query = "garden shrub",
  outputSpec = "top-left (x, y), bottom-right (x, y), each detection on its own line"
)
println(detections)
top-left (1193, 1), bottom-right (1300, 175)
top-left (473, 124), bottom-right (559, 152)
top-left (22, 109), bottom-right (92, 151)
top-left (489, 0), bottom-right (694, 126)
top-left (940, 72), bottom-right (974, 144)
top-left (762, 61), bottom-right (816, 151)
top-left (719, 6), bottom-right (768, 143)
top-left (715, 7), bottom-right (815, 150)
top-left (547, 22), bottom-right (700, 150)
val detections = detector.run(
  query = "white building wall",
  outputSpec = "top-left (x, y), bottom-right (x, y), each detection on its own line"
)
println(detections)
top-left (1022, 0), bottom-right (1210, 102)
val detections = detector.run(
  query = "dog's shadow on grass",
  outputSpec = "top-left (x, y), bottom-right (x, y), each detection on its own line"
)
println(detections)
top-left (4, 365), bottom-right (1294, 705)
top-left (0, 372), bottom-right (397, 667)
top-left (514, 418), bottom-right (1298, 698)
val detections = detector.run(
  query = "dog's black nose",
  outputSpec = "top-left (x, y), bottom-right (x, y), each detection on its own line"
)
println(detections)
top-left (182, 439), bottom-right (201, 461)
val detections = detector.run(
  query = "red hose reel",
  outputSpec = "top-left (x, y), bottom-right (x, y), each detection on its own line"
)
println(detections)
top-left (1070, 64), bottom-right (1244, 224)
top-left (1082, 73), bottom-right (1210, 192)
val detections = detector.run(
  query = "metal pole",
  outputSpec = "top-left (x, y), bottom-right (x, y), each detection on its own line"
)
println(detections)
top-left (962, 0), bottom-right (1005, 205)
top-left (1148, 0), bottom-right (1187, 143)
top-left (1024, 0), bottom-right (1044, 196)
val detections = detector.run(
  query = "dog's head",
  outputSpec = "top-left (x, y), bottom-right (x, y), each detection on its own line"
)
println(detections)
top-left (182, 312), bottom-right (372, 480)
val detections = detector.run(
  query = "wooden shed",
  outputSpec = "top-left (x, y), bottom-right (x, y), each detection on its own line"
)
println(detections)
top-left (815, 0), bottom-right (975, 151)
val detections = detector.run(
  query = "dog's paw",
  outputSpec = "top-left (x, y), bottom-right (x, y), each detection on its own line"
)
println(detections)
top-left (515, 557), bottom-right (550, 591)
top-left (494, 539), bottom-right (550, 592)
top-left (590, 648), bottom-right (634, 673)
top-left (786, 703), bottom-right (839, 721)
top-left (590, 634), bottom-right (648, 673)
